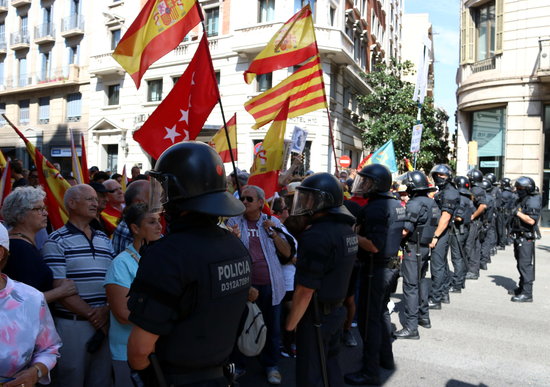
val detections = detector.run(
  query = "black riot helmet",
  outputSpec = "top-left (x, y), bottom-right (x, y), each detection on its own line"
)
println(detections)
top-left (454, 176), bottom-right (471, 195)
top-left (480, 178), bottom-right (492, 192)
top-left (467, 168), bottom-right (484, 186)
top-left (148, 141), bottom-right (245, 217)
top-left (292, 172), bottom-right (352, 217)
top-left (514, 176), bottom-right (536, 195)
top-left (500, 177), bottom-right (512, 189)
top-left (430, 164), bottom-right (453, 188)
top-left (485, 172), bottom-right (497, 186)
top-left (351, 163), bottom-right (392, 196)
top-left (403, 170), bottom-right (435, 195)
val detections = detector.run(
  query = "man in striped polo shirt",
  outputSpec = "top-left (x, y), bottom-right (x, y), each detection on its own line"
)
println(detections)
top-left (43, 184), bottom-right (115, 386)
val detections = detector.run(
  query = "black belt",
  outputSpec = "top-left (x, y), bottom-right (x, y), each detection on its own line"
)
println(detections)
top-left (318, 301), bottom-right (343, 315)
top-left (167, 366), bottom-right (224, 385)
top-left (53, 311), bottom-right (88, 321)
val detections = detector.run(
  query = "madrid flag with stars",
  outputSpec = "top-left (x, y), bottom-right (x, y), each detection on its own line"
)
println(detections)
top-left (133, 34), bottom-right (219, 160)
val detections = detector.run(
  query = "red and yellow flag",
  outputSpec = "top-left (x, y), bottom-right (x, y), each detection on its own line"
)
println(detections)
top-left (357, 153), bottom-right (373, 170)
top-left (245, 55), bottom-right (327, 129)
top-left (121, 165), bottom-right (128, 193)
top-left (70, 129), bottom-right (85, 184)
top-left (244, 5), bottom-right (317, 84)
top-left (101, 205), bottom-right (122, 237)
top-left (80, 133), bottom-right (90, 184)
top-left (209, 114), bottom-right (238, 163)
top-left (112, 0), bottom-right (201, 88)
top-left (248, 100), bottom-right (290, 199)
top-left (404, 158), bottom-right (413, 172)
top-left (0, 156), bottom-right (11, 208)
top-left (0, 149), bottom-right (6, 169)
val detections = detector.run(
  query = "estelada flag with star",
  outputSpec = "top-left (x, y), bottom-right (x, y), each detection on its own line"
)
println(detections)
top-left (133, 34), bottom-right (220, 160)
top-left (248, 99), bottom-right (290, 199)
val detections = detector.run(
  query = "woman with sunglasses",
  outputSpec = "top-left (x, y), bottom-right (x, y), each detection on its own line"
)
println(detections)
top-left (1, 187), bottom-right (77, 302)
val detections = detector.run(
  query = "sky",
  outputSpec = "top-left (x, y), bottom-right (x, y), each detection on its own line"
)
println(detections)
top-left (405, 0), bottom-right (460, 131)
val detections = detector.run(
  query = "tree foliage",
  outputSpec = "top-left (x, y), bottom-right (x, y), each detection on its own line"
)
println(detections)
top-left (357, 60), bottom-right (450, 172)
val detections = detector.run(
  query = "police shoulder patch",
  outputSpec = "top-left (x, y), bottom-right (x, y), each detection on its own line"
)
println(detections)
top-left (343, 234), bottom-right (359, 255)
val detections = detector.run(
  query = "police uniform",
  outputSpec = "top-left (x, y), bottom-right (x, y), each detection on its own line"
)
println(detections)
top-left (500, 187), bottom-right (517, 245)
top-left (510, 192), bottom-right (542, 299)
top-left (294, 213), bottom-right (357, 387)
top-left (429, 182), bottom-right (459, 303)
top-left (489, 184), bottom-right (503, 249)
top-left (465, 185), bottom-right (487, 276)
top-left (355, 192), bottom-right (405, 380)
top-left (401, 195), bottom-right (440, 332)
top-left (449, 192), bottom-right (474, 289)
top-left (480, 191), bottom-right (495, 268)
top-left (128, 216), bottom-right (251, 385)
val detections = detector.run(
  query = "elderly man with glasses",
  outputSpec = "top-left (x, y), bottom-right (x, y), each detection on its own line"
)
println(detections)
top-left (42, 184), bottom-right (115, 386)
top-left (227, 185), bottom-right (292, 385)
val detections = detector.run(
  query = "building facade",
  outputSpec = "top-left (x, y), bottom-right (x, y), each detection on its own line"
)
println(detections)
top-left (456, 0), bottom-right (550, 226)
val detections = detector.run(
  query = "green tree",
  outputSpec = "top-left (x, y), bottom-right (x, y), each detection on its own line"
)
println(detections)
top-left (357, 60), bottom-right (450, 172)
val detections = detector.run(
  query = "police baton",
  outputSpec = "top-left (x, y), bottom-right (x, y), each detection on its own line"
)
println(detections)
top-left (312, 292), bottom-right (329, 387)
top-left (451, 222), bottom-right (468, 273)
top-left (532, 240), bottom-right (536, 281)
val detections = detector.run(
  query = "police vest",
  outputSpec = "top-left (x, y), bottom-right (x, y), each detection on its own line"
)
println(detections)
top-left (128, 216), bottom-right (251, 373)
top-left (456, 194), bottom-right (475, 226)
top-left (483, 194), bottom-right (495, 222)
top-left (406, 196), bottom-right (440, 246)
top-left (434, 183), bottom-right (460, 214)
top-left (511, 194), bottom-right (542, 234)
top-left (471, 186), bottom-right (487, 208)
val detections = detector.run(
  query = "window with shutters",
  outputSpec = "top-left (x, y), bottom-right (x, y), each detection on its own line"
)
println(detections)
top-left (147, 79), bottom-right (163, 102)
top-left (19, 100), bottom-right (30, 124)
top-left (38, 97), bottom-right (50, 124)
top-left (205, 7), bottom-right (219, 37)
top-left (67, 93), bottom-right (82, 122)
top-left (257, 73), bottom-right (272, 92)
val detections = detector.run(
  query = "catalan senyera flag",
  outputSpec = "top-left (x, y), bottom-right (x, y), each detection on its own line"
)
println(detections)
top-left (244, 5), bottom-right (317, 84)
top-left (208, 114), bottom-right (238, 163)
top-left (80, 133), bottom-right (90, 184)
top-left (112, 0), bottom-right (201, 88)
top-left (7, 121), bottom-right (70, 229)
top-left (248, 100), bottom-right (290, 199)
top-left (244, 55), bottom-right (327, 129)
top-left (70, 130), bottom-right (85, 184)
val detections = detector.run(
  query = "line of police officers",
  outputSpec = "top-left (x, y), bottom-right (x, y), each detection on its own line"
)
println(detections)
top-left (124, 142), bottom-right (542, 387)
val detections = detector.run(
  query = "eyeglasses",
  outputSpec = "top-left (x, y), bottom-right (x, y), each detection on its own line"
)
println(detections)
top-left (31, 206), bottom-right (48, 213)
top-left (240, 196), bottom-right (255, 203)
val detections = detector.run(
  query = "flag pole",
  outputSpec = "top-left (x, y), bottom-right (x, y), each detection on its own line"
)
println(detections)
top-left (413, 101), bottom-right (422, 170)
top-left (197, 13), bottom-right (242, 197)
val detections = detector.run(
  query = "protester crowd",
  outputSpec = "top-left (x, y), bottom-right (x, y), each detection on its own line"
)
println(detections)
top-left (0, 153), bottom-right (542, 387)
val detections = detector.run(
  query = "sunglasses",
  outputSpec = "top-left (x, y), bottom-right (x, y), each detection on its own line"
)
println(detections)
top-left (240, 196), bottom-right (255, 203)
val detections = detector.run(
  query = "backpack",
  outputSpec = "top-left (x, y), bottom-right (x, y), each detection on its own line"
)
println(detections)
top-left (237, 301), bottom-right (267, 357)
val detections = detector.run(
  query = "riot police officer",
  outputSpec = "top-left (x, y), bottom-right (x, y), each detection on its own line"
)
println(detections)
top-left (427, 164), bottom-right (459, 310)
top-left (126, 142), bottom-right (251, 386)
top-left (479, 179), bottom-right (496, 270)
top-left (449, 176), bottom-right (475, 291)
top-left (344, 164), bottom-right (405, 386)
top-left (485, 173), bottom-right (503, 252)
top-left (509, 176), bottom-right (541, 302)
top-left (285, 173), bottom-right (358, 387)
top-left (394, 171), bottom-right (439, 340)
top-left (500, 177), bottom-right (517, 246)
top-left (464, 169), bottom-right (487, 280)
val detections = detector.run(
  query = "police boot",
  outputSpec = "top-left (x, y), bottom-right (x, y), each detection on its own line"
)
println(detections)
top-left (418, 318), bottom-right (431, 329)
top-left (507, 287), bottom-right (522, 296)
top-left (344, 371), bottom-right (381, 386)
top-left (441, 293), bottom-right (450, 304)
top-left (511, 294), bottom-right (533, 303)
top-left (428, 300), bottom-right (441, 310)
top-left (394, 327), bottom-right (420, 340)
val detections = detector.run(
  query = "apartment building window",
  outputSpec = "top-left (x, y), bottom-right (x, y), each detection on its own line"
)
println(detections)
top-left (295, 0), bottom-right (315, 17)
top-left (147, 79), bottom-right (163, 102)
top-left (215, 70), bottom-right (220, 86)
top-left (38, 97), bottom-right (50, 124)
top-left (0, 103), bottom-right (5, 125)
top-left (71, 0), bottom-right (80, 16)
top-left (471, 108), bottom-right (505, 177)
top-left (258, 0), bottom-right (275, 23)
top-left (106, 144), bottom-right (118, 172)
top-left (40, 52), bottom-right (51, 82)
top-left (111, 29), bottom-right (121, 51)
top-left (0, 59), bottom-right (4, 87)
top-left (107, 84), bottom-right (120, 105)
top-left (19, 100), bottom-right (30, 124)
top-left (21, 15), bottom-right (28, 35)
top-left (69, 45), bottom-right (79, 65)
top-left (18, 57), bottom-right (27, 87)
top-left (460, 0), bottom-right (503, 65)
top-left (205, 7), bottom-right (219, 37)
top-left (67, 93), bottom-right (82, 122)
top-left (329, 5), bottom-right (336, 26)
top-left (0, 22), bottom-right (5, 48)
top-left (257, 73), bottom-right (272, 92)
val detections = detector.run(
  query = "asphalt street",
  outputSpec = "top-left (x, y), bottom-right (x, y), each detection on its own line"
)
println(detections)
top-left (237, 230), bottom-right (550, 386)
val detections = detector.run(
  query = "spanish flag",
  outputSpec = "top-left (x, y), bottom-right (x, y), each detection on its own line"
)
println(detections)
top-left (244, 5), bottom-right (317, 84)
top-left (80, 133), bottom-right (90, 184)
top-left (121, 165), bottom-right (128, 193)
top-left (209, 114), bottom-right (238, 163)
top-left (248, 100), bottom-right (290, 199)
top-left (4, 117), bottom-right (70, 229)
top-left (244, 55), bottom-right (327, 129)
top-left (113, 0), bottom-right (201, 88)
top-left (0, 149), bottom-right (6, 169)
top-left (0, 156), bottom-right (11, 208)
top-left (70, 129), bottom-right (85, 184)
top-left (404, 157), bottom-right (414, 172)
top-left (101, 205), bottom-right (122, 237)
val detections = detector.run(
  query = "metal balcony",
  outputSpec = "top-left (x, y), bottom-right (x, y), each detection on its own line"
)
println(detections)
top-left (61, 15), bottom-right (84, 38)
top-left (0, 0), bottom-right (8, 13)
top-left (10, 30), bottom-right (30, 50)
top-left (537, 37), bottom-right (550, 82)
top-left (34, 23), bottom-right (56, 44)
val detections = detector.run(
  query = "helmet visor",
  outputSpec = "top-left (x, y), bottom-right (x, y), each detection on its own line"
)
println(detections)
top-left (351, 175), bottom-right (374, 195)
top-left (291, 189), bottom-right (325, 216)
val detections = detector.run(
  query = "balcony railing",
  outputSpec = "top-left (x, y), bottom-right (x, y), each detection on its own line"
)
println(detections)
top-left (10, 30), bottom-right (30, 48)
top-left (471, 57), bottom-right (496, 73)
top-left (61, 15), bottom-right (84, 36)
top-left (34, 23), bottom-right (55, 41)
top-left (0, 66), bottom-right (81, 94)
top-left (0, 0), bottom-right (8, 12)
